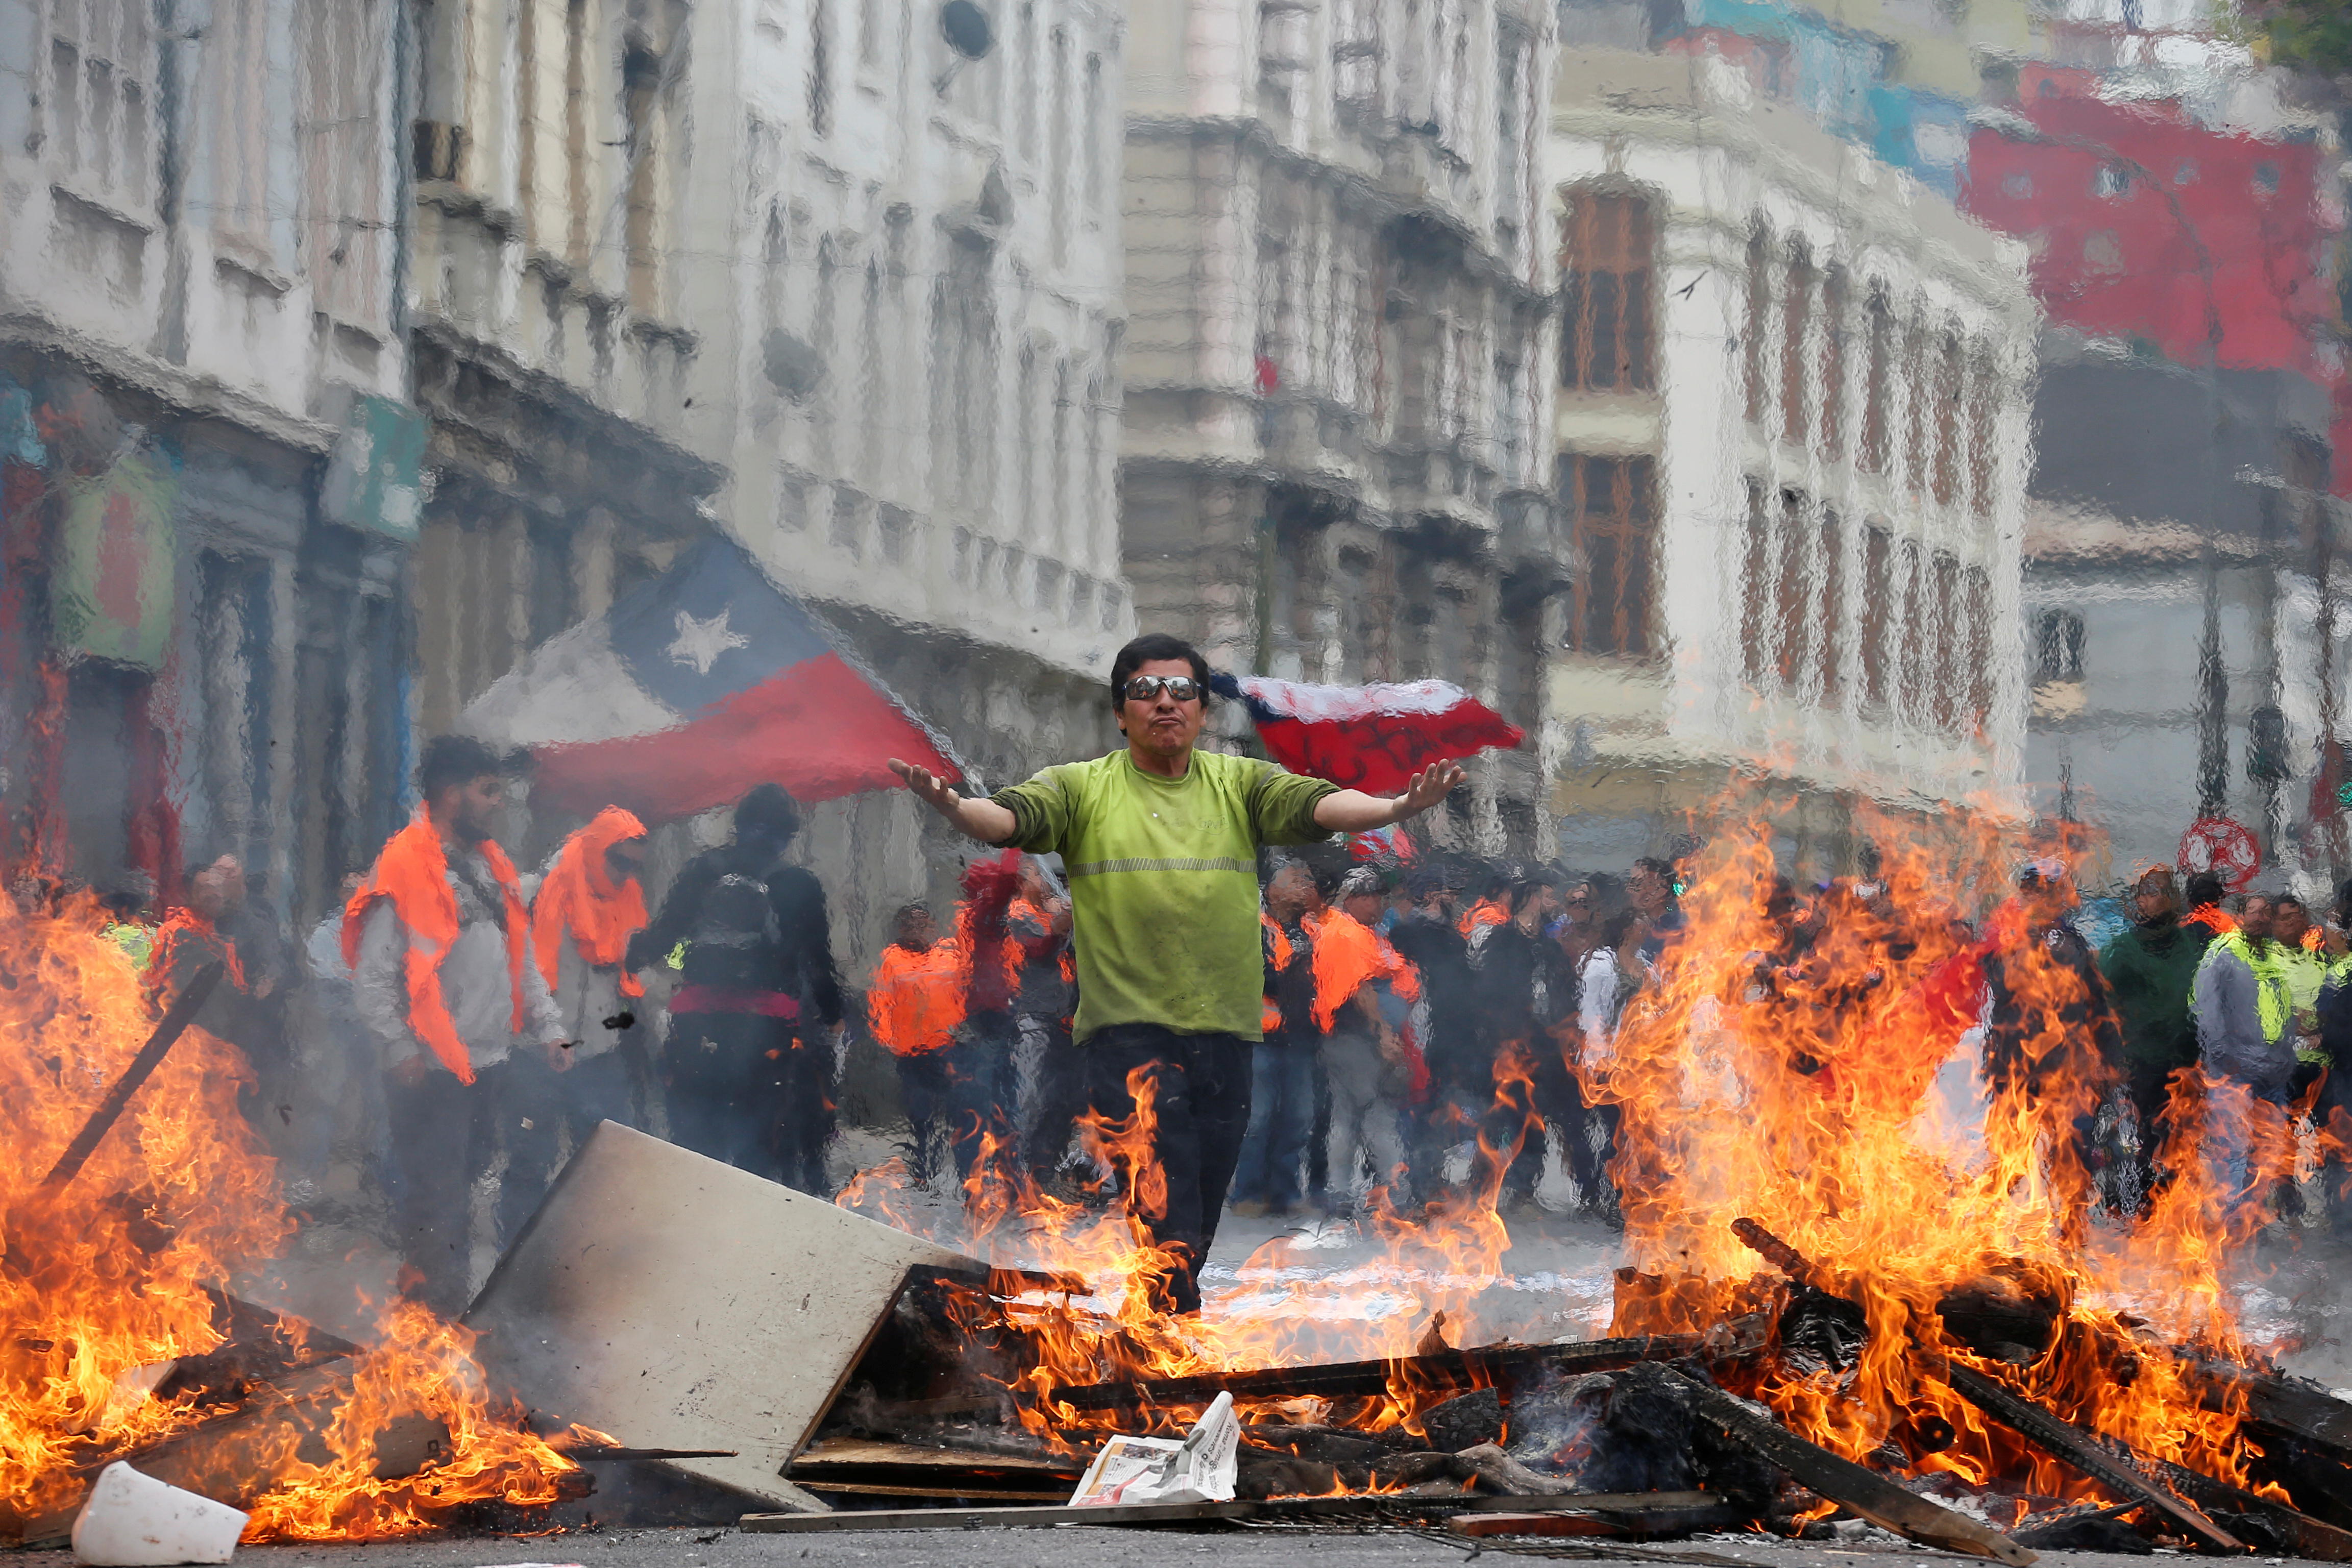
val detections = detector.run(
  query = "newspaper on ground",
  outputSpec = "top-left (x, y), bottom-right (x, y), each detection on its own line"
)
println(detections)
top-left (1066, 1391), bottom-right (1241, 1507)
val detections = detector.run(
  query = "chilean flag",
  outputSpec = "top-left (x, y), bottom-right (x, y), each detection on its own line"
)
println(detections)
top-left (1208, 674), bottom-right (1524, 793)
top-left (460, 535), bottom-right (967, 823)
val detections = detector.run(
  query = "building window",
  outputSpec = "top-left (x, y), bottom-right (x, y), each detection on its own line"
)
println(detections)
top-left (1860, 524), bottom-right (1892, 707)
top-left (2035, 608), bottom-right (2085, 683)
top-left (1965, 567), bottom-right (1993, 728)
top-left (213, 0), bottom-right (273, 250)
top-left (1818, 509), bottom-right (1844, 696)
top-left (1930, 335), bottom-right (1964, 507)
top-left (1859, 289), bottom-right (1893, 473)
top-left (1898, 540), bottom-right (1931, 722)
top-left (1742, 480), bottom-right (1770, 684)
top-left (1560, 189), bottom-right (1653, 392)
top-left (1562, 453), bottom-right (1656, 656)
top-left (298, 0), bottom-right (385, 325)
top-left (1819, 268), bottom-right (1848, 460)
top-left (1774, 489), bottom-right (1808, 686)
top-left (808, 0), bottom-right (833, 135)
top-left (622, 41), bottom-right (666, 314)
top-left (1744, 225), bottom-right (1771, 422)
top-left (1780, 242), bottom-right (1813, 447)
top-left (1964, 359), bottom-right (1995, 517)
top-left (1931, 551), bottom-right (1962, 728)
top-left (48, 0), bottom-right (156, 210)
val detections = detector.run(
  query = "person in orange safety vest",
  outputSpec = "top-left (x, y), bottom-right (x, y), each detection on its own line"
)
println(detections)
top-left (345, 735), bottom-right (567, 1315)
top-left (869, 902), bottom-right (965, 1183)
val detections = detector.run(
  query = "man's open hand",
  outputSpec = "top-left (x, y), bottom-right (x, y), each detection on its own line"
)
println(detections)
top-left (1392, 761), bottom-right (1466, 821)
top-left (890, 757), bottom-right (962, 817)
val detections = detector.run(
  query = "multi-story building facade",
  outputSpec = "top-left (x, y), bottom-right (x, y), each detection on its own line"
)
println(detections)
top-left (402, 0), bottom-right (723, 787)
top-left (1116, 0), bottom-right (1564, 857)
top-left (1964, 62), bottom-right (2346, 887)
top-left (0, 0), bottom-right (416, 925)
top-left (1542, 50), bottom-right (2039, 867)
top-left (668, 0), bottom-right (1132, 949)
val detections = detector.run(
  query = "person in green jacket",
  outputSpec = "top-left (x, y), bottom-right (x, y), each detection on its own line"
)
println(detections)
top-left (2096, 865), bottom-right (2211, 1211)
top-left (890, 632), bottom-right (1467, 1314)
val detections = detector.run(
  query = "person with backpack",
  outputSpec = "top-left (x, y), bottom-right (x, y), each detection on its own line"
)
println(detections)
top-left (631, 783), bottom-right (843, 1195)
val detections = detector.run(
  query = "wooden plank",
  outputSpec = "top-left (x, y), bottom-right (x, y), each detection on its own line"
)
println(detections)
top-left (791, 1437), bottom-right (1080, 1473)
top-left (2179, 1354), bottom-right (2352, 1454)
top-left (740, 1489), bottom-right (1729, 1535)
top-left (2072, 1413), bottom-right (2352, 1562)
top-left (794, 1481), bottom-right (1075, 1501)
top-left (1660, 1368), bottom-right (2037, 1566)
top-left (1450, 1510), bottom-right (1749, 1539)
top-left (1943, 1364), bottom-right (2243, 1556)
top-left (1045, 1334), bottom-right (1699, 1414)
top-left (462, 1121), bottom-right (983, 1516)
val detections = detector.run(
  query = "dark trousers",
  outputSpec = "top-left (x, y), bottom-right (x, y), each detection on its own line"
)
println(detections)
top-left (666, 1012), bottom-right (830, 1196)
top-left (383, 1060), bottom-right (510, 1317)
top-left (895, 1047), bottom-right (953, 1183)
top-left (1019, 1014), bottom-right (1088, 1179)
top-left (501, 1047), bottom-right (640, 1241)
top-left (1232, 1043), bottom-right (1316, 1210)
top-left (949, 1010), bottom-right (1018, 1185)
top-left (1084, 1025), bottom-right (1252, 1315)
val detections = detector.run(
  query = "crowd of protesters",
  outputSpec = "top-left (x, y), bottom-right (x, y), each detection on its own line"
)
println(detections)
top-left (84, 640), bottom-right (2352, 1320)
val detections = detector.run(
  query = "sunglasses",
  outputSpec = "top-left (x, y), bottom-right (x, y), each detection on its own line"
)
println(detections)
top-left (1121, 675), bottom-right (1205, 703)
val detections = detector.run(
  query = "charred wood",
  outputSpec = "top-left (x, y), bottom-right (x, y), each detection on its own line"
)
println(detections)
top-left (1043, 1334), bottom-right (1700, 1414)
top-left (1942, 1362), bottom-right (2244, 1555)
top-left (1658, 1366), bottom-right (2037, 1566)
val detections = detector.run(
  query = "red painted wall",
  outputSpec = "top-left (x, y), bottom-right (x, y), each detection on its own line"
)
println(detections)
top-left (1962, 68), bottom-right (2330, 375)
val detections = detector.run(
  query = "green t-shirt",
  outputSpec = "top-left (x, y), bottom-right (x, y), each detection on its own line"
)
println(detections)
top-left (990, 748), bottom-right (1337, 1043)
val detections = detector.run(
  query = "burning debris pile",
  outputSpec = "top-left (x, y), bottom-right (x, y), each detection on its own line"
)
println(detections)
top-left (0, 889), bottom-right (597, 1547)
top-left (8, 810), bottom-right (2352, 1558)
top-left (791, 813), bottom-right (2352, 1552)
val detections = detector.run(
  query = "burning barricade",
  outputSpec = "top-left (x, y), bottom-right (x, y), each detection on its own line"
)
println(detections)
top-left (0, 888), bottom-right (596, 1547)
top-left (792, 812), bottom-right (2352, 1552)
top-left (7, 807), bottom-right (2352, 1558)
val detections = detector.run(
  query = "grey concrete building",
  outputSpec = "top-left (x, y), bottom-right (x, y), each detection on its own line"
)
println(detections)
top-left (2021, 341), bottom-right (2344, 894)
top-left (0, 0), bottom-right (419, 926)
top-left (667, 0), bottom-right (1133, 957)
top-left (1116, 0), bottom-right (1562, 856)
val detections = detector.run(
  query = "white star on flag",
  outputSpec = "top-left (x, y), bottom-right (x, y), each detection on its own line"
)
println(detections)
top-left (667, 607), bottom-right (748, 674)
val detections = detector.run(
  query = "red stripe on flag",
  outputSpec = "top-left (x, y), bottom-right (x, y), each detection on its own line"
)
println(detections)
top-left (528, 651), bottom-right (962, 823)
top-left (1252, 704), bottom-right (1522, 794)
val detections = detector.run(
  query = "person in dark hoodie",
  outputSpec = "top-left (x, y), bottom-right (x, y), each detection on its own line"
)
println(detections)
top-left (631, 783), bottom-right (843, 1194)
top-left (2095, 865), bottom-right (2211, 1212)
top-left (1389, 862), bottom-right (1482, 1202)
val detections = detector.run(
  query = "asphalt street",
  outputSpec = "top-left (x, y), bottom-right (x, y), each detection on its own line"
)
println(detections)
top-left (6, 1523), bottom-right (2223, 1568)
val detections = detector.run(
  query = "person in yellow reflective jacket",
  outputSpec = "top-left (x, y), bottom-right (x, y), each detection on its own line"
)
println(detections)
top-left (2192, 893), bottom-right (2296, 1214)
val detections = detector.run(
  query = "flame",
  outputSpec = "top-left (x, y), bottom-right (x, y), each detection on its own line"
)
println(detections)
top-left (1583, 794), bottom-right (2330, 1499)
top-left (841, 795), bottom-right (2341, 1505)
top-left (0, 888), bottom-right (587, 1540)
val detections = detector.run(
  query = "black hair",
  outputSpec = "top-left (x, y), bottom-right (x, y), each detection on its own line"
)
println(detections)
top-left (1632, 856), bottom-right (1678, 893)
top-left (1109, 632), bottom-right (1211, 710)
top-left (734, 782), bottom-right (803, 846)
top-left (419, 734), bottom-right (505, 799)
top-left (892, 901), bottom-right (932, 928)
top-left (1599, 910), bottom-right (1638, 948)
top-left (2274, 893), bottom-right (2307, 915)
top-left (2336, 877), bottom-right (2352, 924)
top-left (2185, 871), bottom-right (2225, 908)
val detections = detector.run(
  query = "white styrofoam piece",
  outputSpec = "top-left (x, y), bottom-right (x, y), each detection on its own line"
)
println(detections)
top-left (71, 1462), bottom-right (247, 1565)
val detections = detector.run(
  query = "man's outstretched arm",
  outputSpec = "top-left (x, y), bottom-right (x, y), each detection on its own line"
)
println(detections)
top-left (890, 758), bottom-right (1018, 844)
top-left (1312, 761), bottom-right (1466, 833)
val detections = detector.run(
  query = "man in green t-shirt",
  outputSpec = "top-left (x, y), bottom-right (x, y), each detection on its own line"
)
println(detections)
top-left (891, 632), bottom-right (1463, 1313)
